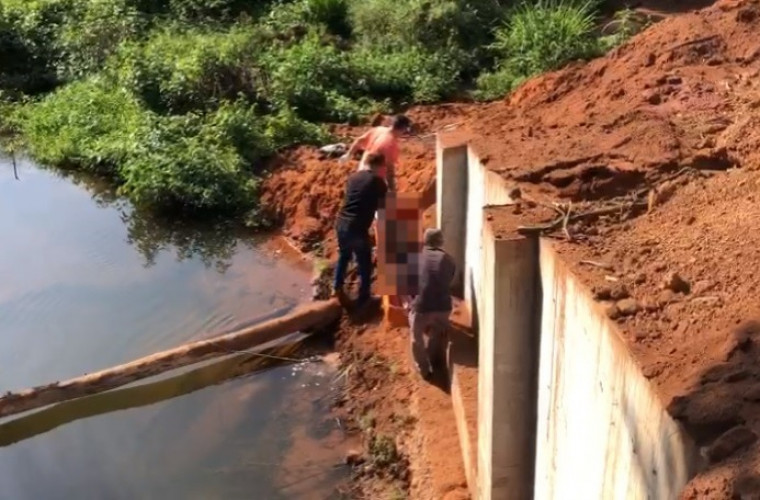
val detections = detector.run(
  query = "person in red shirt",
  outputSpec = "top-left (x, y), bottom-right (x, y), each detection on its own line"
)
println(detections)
top-left (339, 115), bottom-right (412, 192)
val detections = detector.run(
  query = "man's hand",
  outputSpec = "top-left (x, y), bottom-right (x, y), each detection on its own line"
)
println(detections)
top-left (338, 153), bottom-right (350, 165)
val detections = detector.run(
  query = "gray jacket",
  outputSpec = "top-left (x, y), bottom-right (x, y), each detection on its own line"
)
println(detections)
top-left (412, 246), bottom-right (456, 313)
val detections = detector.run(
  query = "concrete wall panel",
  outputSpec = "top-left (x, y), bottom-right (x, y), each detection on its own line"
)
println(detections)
top-left (534, 240), bottom-right (698, 500)
top-left (478, 220), bottom-right (538, 500)
top-left (435, 140), bottom-right (468, 293)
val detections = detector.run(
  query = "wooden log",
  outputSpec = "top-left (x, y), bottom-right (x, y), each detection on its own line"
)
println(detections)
top-left (0, 299), bottom-right (341, 419)
top-left (0, 343), bottom-right (301, 447)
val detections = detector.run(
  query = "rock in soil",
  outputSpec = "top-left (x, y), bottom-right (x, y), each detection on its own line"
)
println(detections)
top-left (605, 303), bottom-right (621, 319)
top-left (610, 283), bottom-right (630, 300)
top-left (345, 449), bottom-right (365, 466)
top-left (663, 272), bottom-right (691, 294)
top-left (657, 289), bottom-right (677, 307)
top-left (594, 286), bottom-right (612, 301)
top-left (616, 298), bottom-right (640, 316)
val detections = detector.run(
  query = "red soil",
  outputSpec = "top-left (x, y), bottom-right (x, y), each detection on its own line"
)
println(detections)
top-left (462, 0), bottom-right (760, 496)
top-left (333, 311), bottom-right (471, 500)
top-left (261, 106), bottom-right (473, 258)
top-left (261, 0), bottom-right (760, 497)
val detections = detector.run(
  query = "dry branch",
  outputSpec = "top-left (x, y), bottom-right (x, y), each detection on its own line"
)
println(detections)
top-left (0, 299), bottom-right (342, 419)
top-left (579, 260), bottom-right (615, 271)
top-left (516, 202), bottom-right (648, 235)
top-left (516, 166), bottom-right (702, 237)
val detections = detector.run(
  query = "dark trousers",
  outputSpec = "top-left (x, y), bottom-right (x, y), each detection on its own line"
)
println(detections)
top-left (408, 310), bottom-right (450, 374)
top-left (333, 226), bottom-right (373, 300)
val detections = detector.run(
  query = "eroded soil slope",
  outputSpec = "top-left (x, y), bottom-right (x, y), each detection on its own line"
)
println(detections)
top-left (464, 0), bottom-right (760, 201)
top-left (456, 0), bottom-right (760, 497)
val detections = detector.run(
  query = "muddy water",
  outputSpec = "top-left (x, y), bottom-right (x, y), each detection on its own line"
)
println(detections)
top-left (0, 159), bottom-right (349, 499)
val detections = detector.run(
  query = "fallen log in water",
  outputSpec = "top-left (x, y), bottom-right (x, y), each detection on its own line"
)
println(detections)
top-left (0, 299), bottom-right (341, 419)
top-left (0, 342), bottom-right (301, 447)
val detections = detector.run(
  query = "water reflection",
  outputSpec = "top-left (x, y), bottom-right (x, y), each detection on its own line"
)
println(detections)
top-left (0, 158), bottom-right (346, 499)
top-left (0, 343), bottom-right (301, 448)
top-left (44, 163), bottom-right (257, 272)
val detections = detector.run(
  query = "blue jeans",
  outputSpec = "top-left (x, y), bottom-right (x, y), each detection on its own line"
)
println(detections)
top-left (333, 227), bottom-right (373, 301)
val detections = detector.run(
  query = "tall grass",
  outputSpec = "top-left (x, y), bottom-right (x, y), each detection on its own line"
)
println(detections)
top-left (476, 0), bottom-right (602, 100)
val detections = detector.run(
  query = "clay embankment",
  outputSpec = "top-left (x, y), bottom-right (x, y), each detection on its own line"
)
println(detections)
top-left (461, 0), bottom-right (760, 496)
top-left (262, 0), bottom-right (760, 497)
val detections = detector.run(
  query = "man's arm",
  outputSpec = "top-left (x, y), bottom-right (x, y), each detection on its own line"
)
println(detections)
top-left (342, 130), bottom-right (371, 162)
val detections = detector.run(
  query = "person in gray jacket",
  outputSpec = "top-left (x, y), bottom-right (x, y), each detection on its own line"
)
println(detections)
top-left (409, 228), bottom-right (456, 379)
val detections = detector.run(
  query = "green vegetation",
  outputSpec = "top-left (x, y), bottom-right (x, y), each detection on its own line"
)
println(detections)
top-left (0, 0), bottom-right (639, 221)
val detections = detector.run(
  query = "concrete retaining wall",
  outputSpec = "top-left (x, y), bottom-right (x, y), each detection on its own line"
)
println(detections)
top-left (534, 240), bottom-right (698, 500)
top-left (436, 138), bottom-right (698, 500)
top-left (477, 218), bottom-right (539, 500)
top-left (436, 135), bottom-right (516, 333)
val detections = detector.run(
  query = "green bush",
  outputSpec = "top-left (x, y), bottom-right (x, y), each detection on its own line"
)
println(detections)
top-left (0, 0), bottom-right (71, 93)
top-left (115, 24), bottom-right (265, 113)
top-left (261, 29), bottom-right (371, 121)
top-left (349, 0), bottom-right (506, 71)
top-left (476, 0), bottom-right (602, 100)
top-left (129, 0), bottom-right (267, 21)
top-left (22, 77), bottom-right (148, 175)
top-left (119, 113), bottom-right (257, 215)
top-left (261, 106), bottom-right (331, 150)
top-left (20, 81), bottom-right (329, 214)
top-left (350, 44), bottom-right (462, 103)
top-left (303, 0), bottom-right (351, 38)
top-left (57, 0), bottom-right (143, 80)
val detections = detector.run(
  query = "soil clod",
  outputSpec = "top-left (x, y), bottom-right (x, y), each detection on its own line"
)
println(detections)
top-left (706, 426), bottom-right (758, 463)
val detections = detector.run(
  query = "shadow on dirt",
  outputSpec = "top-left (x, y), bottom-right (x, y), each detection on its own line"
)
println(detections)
top-left (666, 320), bottom-right (760, 497)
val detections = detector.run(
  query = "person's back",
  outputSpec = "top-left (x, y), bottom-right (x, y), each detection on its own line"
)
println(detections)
top-left (360, 126), bottom-right (398, 178)
top-left (340, 115), bottom-right (411, 192)
top-left (333, 153), bottom-right (388, 304)
top-left (337, 169), bottom-right (387, 235)
top-left (413, 245), bottom-right (455, 313)
top-left (408, 228), bottom-right (455, 378)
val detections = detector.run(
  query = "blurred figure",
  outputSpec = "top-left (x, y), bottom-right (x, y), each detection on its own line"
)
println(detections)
top-left (339, 115), bottom-right (412, 192)
top-left (408, 228), bottom-right (456, 379)
top-left (333, 153), bottom-right (388, 305)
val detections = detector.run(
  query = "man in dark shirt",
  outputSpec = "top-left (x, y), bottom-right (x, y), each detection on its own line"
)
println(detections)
top-left (333, 153), bottom-right (388, 304)
top-left (409, 228), bottom-right (456, 378)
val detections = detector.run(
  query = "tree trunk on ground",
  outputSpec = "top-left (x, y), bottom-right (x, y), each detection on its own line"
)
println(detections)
top-left (0, 299), bottom-right (341, 419)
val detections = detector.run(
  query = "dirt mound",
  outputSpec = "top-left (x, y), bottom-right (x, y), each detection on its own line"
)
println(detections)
top-left (262, 107), bottom-right (471, 256)
top-left (260, 0), bottom-right (760, 496)
top-left (460, 0), bottom-right (760, 202)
